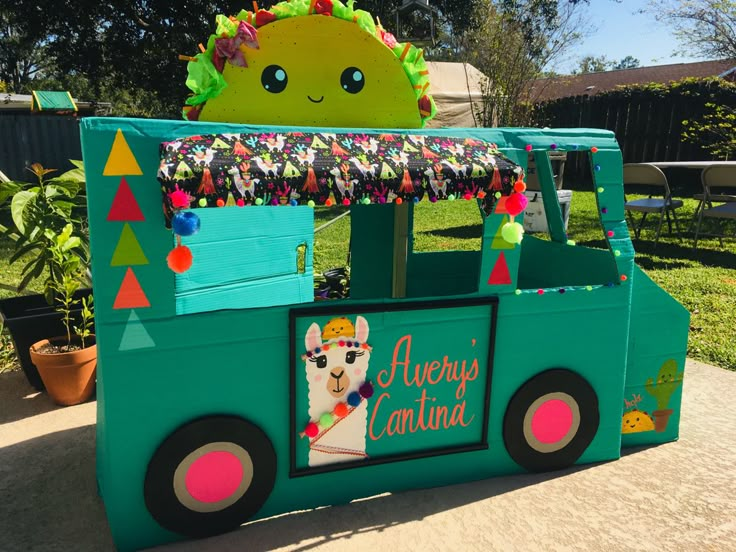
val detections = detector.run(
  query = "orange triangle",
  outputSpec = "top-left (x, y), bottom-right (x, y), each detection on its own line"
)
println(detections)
top-left (113, 267), bottom-right (150, 309)
top-left (488, 252), bottom-right (512, 285)
top-left (494, 196), bottom-right (509, 215)
top-left (103, 129), bottom-right (143, 176)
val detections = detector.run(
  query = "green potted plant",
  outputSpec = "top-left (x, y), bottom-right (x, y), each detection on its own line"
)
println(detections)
top-left (28, 224), bottom-right (96, 405)
top-left (0, 162), bottom-right (91, 390)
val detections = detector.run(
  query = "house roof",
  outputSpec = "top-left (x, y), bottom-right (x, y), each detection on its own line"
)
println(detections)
top-left (531, 59), bottom-right (736, 103)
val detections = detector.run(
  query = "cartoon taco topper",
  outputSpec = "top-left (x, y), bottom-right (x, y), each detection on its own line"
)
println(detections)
top-left (183, 0), bottom-right (436, 128)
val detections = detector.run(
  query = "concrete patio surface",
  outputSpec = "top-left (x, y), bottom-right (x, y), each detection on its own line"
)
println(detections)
top-left (1, 358), bottom-right (734, 552)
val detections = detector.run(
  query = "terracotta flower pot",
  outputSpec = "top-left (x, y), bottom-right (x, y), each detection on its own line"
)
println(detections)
top-left (29, 335), bottom-right (97, 406)
top-left (652, 408), bottom-right (674, 432)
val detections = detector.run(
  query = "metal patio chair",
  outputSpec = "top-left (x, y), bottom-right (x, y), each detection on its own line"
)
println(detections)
top-left (624, 164), bottom-right (684, 247)
top-left (693, 164), bottom-right (736, 250)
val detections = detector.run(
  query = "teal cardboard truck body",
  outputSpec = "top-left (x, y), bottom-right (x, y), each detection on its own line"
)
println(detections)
top-left (81, 118), bottom-right (689, 551)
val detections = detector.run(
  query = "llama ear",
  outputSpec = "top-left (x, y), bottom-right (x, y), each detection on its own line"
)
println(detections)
top-left (305, 323), bottom-right (322, 351)
top-left (355, 316), bottom-right (369, 343)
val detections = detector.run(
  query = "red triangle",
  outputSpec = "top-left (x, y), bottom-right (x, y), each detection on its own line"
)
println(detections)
top-left (488, 252), bottom-right (512, 285)
top-left (113, 267), bottom-right (150, 309)
top-left (107, 178), bottom-right (145, 222)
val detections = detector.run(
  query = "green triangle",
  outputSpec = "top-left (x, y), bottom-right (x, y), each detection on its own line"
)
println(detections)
top-left (283, 160), bottom-right (302, 178)
top-left (402, 141), bottom-right (418, 152)
top-left (471, 164), bottom-right (487, 178)
top-left (119, 310), bottom-right (155, 351)
top-left (211, 137), bottom-right (230, 149)
top-left (380, 162), bottom-right (397, 180)
top-left (491, 215), bottom-right (515, 250)
top-left (311, 136), bottom-right (328, 149)
top-left (174, 161), bottom-right (193, 180)
top-left (111, 223), bottom-right (149, 266)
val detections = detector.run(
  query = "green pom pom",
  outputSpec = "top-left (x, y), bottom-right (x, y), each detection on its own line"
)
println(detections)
top-left (255, 198), bottom-right (263, 205)
top-left (447, 194), bottom-right (456, 201)
top-left (362, 197), bottom-right (371, 205)
top-left (494, 192), bottom-right (502, 199)
top-left (597, 187), bottom-right (605, 193)
top-left (614, 250), bottom-right (621, 257)
top-left (198, 198), bottom-right (207, 207)
top-left (307, 200), bottom-right (316, 208)
top-left (514, 289), bottom-right (522, 295)
top-left (319, 413), bottom-right (334, 428)
top-left (566, 239), bottom-right (576, 246)
top-left (501, 222), bottom-right (524, 244)
top-left (586, 285), bottom-right (593, 291)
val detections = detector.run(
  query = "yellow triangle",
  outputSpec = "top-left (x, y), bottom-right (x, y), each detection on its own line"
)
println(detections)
top-left (103, 129), bottom-right (143, 176)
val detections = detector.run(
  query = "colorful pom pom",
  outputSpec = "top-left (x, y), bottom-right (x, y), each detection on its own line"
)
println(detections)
top-left (447, 194), bottom-right (456, 201)
top-left (347, 391), bottom-right (361, 407)
top-left (169, 189), bottom-right (190, 209)
top-left (172, 211), bottom-right (201, 237)
top-left (308, 200), bottom-right (316, 208)
top-left (607, 230), bottom-right (614, 237)
top-left (597, 187), bottom-right (605, 193)
top-left (513, 180), bottom-right (527, 193)
top-left (216, 198), bottom-right (225, 207)
top-left (325, 198), bottom-right (333, 207)
top-left (236, 198), bottom-right (245, 207)
top-left (591, 146), bottom-right (599, 153)
top-left (614, 250), bottom-right (621, 257)
top-left (514, 289), bottom-right (522, 295)
top-left (198, 198), bottom-right (207, 207)
top-left (463, 193), bottom-right (472, 201)
top-left (255, 198), bottom-right (263, 205)
top-left (601, 207), bottom-right (608, 214)
top-left (594, 164), bottom-right (601, 171)
top-left (362, 197), bottom-right (371, 205)
top-left (550, 143), bottom-right (557, 150)
top-left (291, 199), bottom-right (299, 206)
top-left (525, 144), bottom-right (533, 152)
top-left (395, 197), bottom-right (403, 205)
top-left (167, 245), bottom-right (193, 273)
top-left (501, 222), bottom-right (524, 244)
top-left (304, 422), bottom-right (319, 438)
top-left (359, 381), bottom-right (374, 399)
top-left (505, 192), bottom-right (529, 216)
top-left (342, 198), bottom-right (351, 206)
top-left (620, 274), bottom-right (628, 281)
top-left (333, 403), bottom-right (348, 417)
top-left (319, 413), bottom-right (334, 428)
top-left (477, 191), bottom-right (486, 199)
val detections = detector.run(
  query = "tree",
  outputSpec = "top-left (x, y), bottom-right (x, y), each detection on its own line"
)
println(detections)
top-left (682, 102), bottom-right (736, 160)
top-left (648, 0), bottom-right (736, 59)
top-left (574, 55), bottom-right (611, 74)
top-left (612, 55), bottom-right (640, 70)
top-left (461, 0), bottom-right (591, 126)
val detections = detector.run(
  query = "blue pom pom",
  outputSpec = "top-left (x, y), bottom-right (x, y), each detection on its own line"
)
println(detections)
top-left (347, 391), bottom-right (361, 407)
top-left (172, 211), bottom-right (201, 237)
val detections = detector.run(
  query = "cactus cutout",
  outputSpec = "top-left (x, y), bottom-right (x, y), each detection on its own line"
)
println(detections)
top-left (645, 359), bottom-right (684, 411)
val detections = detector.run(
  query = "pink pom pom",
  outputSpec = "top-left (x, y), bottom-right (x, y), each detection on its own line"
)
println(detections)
top-left (169, 189), bottom-right (190, 209)
top-left (525, 144), bottom-right (533, 152)
top-left (505, 192), bottom-right (529, 216)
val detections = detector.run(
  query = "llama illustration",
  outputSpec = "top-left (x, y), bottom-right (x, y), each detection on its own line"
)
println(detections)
top-left (303, 316), bottom-right (372, 467)
top-left (187, 146), bottom-right (215, 166)
top-left (158, 159), bottom-right (173, 179)
top-left (229, 164), bottom-right (259, 197)
top-left (425, 163), bottom-right (449, 198)
top-left (356, 136), bottom-right (379, 154)
top-left (329, 163), bottom-right (358, 198)
top-left (446, 142), bottom-right (465, 156)
top-left (407, 134), bottom-right (426, 147)
top-left (293, 147), bottom-right (316, 166)
top-left (349, 156), bottom-right (377, 178)
top-left (441, 159), bottom-right (467, 178)
top-left (262, 133), bottom-right (286, 152)
top-left (253, 156), bottom-right (281, 178)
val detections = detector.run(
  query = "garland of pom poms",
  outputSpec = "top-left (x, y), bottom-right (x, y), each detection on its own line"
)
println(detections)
top-left (498, 175), bottom-right (528, 245)
top-left (301, 380), bottom-right (374, 443)
top-left (167, 186), bottom-right (201, 273)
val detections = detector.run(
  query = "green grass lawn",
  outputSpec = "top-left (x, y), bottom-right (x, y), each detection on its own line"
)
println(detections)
top-left (2, 191), bottom-right (734, 373)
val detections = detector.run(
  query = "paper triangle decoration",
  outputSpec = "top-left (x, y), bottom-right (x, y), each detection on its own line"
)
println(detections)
top-left (491, 215), bottom-right (514, 250)
top-left (119, 310), bottom-right (155, 351)
top-left (495, 196), bottom-right (510, 215)
top-left (107, 178), bottom-right (145, 222)
top-left (111, 224), bottom-right (149, 266)
top-left (402, 141), bottom-right (418, 152)
top-left (380, 162), bottom-right (397, 180)
top-left (311, 136), bottom-right (328, 149)
top-left (103, 129), bottom-right (143, 176)
top-left (210, 137), bottom-right (230, 149)
top-left (282, 161), bottom-right (302, 178)
top-left (488, 252), bottom-right (512, 285)
top-left (113, 267), bottom-right (150, 309)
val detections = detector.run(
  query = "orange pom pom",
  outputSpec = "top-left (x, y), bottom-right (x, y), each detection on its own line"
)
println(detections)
top-left (325, 198), bottom-right (333, 207)
top-left (591, 146), bottom-right (599, 153)
top-left (333, 403), bottom-right (349, 417)
top-left (216, 198), bottom-right (225, 207)
top-left (395, 197), bottom-right (403, 204)
top-left (513, 180), bottom-right (527, 193)
top-left (167, 245), bottom-right (193, 273)
top-left (477, 191), bottom-right (486, 199)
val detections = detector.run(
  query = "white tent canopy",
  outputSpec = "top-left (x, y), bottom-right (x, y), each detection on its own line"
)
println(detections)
top-left (424, 62), bottom-right (487, 128)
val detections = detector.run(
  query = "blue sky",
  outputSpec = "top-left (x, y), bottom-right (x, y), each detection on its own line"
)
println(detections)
top-left (556, 0), bottom-right (702, 73)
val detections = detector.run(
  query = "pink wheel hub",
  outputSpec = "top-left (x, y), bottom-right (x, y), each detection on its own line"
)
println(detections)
top-left (184, 451), bottom-right (244, 503)
top-left (530, 399), bottom-right (573, 444)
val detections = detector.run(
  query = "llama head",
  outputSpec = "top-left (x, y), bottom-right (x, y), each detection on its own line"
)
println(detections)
top-left (304, 316), bottom-right (371, 401)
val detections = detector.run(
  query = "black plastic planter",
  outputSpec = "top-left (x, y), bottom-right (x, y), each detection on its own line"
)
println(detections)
top-left (0, 289), bottom-right (93, 391)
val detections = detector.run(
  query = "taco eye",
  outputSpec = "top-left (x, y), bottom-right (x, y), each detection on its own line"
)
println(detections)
top-left (261, 65), bottom-right (288, 93)
top-left (340, 67), bottom-right (364, 94)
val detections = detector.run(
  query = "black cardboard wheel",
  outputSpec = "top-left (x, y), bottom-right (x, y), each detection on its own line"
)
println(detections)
top-left (144, 415), bottom-right (276, 538)
top-left (503, 369), bottom-right (599, 472)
